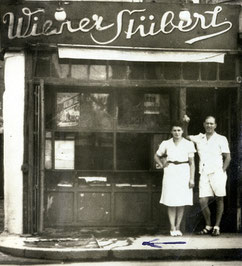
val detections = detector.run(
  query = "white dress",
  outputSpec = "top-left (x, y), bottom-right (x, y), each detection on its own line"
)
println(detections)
top-left (156, 138), bottom-right (196, 207)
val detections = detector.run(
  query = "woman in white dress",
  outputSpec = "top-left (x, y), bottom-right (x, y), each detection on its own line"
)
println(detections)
top-left (154, 121), bottom-right (196, 236)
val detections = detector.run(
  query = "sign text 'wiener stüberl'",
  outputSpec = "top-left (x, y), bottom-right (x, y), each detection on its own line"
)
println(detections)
top-left (0, 2), bottom-right (239, 50)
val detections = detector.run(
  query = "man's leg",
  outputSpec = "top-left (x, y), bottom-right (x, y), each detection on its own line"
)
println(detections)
top-left (199, 197), bottom-right (211, 226)
top-left (215, 196), bottom-right (224, 227)
top-left (211, 197), bottom-right (224, 236)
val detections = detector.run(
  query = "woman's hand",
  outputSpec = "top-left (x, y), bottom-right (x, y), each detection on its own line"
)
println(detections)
top-left (189, 180), bottom-right (195, 188)
top-left (156, 163), bottom-right (163, 169)
top-left (161, 157), bottom-right (169, 168)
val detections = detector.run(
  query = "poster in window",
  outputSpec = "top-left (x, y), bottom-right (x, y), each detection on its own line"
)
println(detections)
top-left (55, 140), bottom-right (75, 170)
top-left (144, 94), bottom-right (160, 114)
top-left (56, 93), bottom-right (80, 128)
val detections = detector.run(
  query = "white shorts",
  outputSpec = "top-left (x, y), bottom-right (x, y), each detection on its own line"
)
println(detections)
top-left (199, 169), bottom-right (227, 198)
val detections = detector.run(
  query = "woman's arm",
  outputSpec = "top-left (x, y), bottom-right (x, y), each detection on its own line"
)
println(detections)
top-left (188, 157), bottom-right (195, 188)
top-left (154, 153), bottom-right (164, 169)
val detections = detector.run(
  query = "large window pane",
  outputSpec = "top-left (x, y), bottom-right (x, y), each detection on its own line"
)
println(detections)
top-left (56, 93), bottom-right (114, 130)
top-left (118, 92), bottom-right (170, 130)
top-left (117, 133), bottom-right (150, 170)
top-left (75, 133), bottom-right (113, 170)
top-left (129, 63), bottom-right (145, 80)
top-left (79, 93), bottom-right (114, 129)
top-left (201, 63), bottom-right (217, 80)
top-left (219, 55), bottom-right (236, 80)
top-left (183, 63), bottom-right (199, 80)
top-left (108, 61), bottom-right (127, 79)
top-left (164, 63), bottom-right (181, 80)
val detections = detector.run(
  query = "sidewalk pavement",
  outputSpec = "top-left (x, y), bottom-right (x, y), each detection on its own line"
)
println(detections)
top-left (0, 231), bottom-right (241, 262)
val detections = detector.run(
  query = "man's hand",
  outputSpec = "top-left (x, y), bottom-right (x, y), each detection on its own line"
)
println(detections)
top-left (183, 114), bottom-right (190, 123)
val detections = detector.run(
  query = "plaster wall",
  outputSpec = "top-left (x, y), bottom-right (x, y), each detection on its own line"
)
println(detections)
top-left (3, 52), bottom-right (25, 234)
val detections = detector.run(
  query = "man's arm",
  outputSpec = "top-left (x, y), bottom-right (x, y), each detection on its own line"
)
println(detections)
top-left (222, 153), bottom-right (231, 172)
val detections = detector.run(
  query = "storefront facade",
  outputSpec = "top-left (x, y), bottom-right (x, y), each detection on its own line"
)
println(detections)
top-left (0, 0), bottom-right (241, 235)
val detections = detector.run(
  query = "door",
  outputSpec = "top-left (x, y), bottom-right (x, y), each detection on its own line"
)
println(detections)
top-left (24, 80), bottom-right (45, 234)
top-left (186, 87), bottom-right (239, 232)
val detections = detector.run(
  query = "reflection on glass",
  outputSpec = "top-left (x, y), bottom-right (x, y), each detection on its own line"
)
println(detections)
top-left (79, 93), bottom-right (113, 129)
top-left (118, 93), bottom-right (170, 130)
top-left (75, 133), bottom-right (113, 170)
top-left (56, 93), bottom-right (113, 129)
top-left (117, 133), bottom-right (150, 170)
top-left (71, 65), bottom-right (88, 80)
top-left (57, 93), bottom-right (80, 128)
top-left (89, 65), bottom-right (107, 80)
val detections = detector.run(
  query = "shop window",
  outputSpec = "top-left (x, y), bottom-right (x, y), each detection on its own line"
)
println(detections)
top-left (128, 63), bottom-right (145, 80)
top-left (71, 64), bottom-right (88, 80)
top-left (183, 63), bottom-right (199, 80)
top-left (145, 63), bottom-right (163, 79)
top-left (163, 63), bottom-right (181, 80)
top-left (51, 54), bottom-right (70, 78)
top-left (201, 63), bottom-right (217, 80)
top-left (56, 92), bottom-right (114, 130)
top-left (89, 65), bottom-right (107, 80)
top-left (108, 62), bottom-right (127, 79)
top-left (117, 92), bottom-right (170, 130)
top-left (219, 55), bottom-right (236, 80)
top-left (75, 133), bottom-right (113, 170)
top-left (116, 133), bottom-right (150, 170)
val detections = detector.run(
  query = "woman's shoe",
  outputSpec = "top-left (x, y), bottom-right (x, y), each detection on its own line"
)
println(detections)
top-left (175, 230), bottom-right (183, 236)
top-left (170, 230), bottom-right (177, 237)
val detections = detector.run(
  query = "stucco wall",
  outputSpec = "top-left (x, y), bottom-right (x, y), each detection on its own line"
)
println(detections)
top-left (3, 52), bottom-right (25, 234)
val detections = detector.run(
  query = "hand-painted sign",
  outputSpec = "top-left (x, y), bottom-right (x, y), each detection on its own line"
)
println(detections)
top-left (0, 2), bottom-right (239, 50)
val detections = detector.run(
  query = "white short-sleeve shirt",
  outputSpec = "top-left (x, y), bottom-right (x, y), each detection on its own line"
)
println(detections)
top-left (189, 132), bottom-right (230, 174)
top-left (156, 138), bottom-right (196, 162)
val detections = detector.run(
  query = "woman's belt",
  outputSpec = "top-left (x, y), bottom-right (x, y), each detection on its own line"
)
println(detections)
top-left (167, 161), bottom-right (189, 165)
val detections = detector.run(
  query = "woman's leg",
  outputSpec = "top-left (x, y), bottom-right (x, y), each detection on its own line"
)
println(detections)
top-left (167, 206), bottom-right (176, 231)
top-left (175, 206), bottom-right (185, 230)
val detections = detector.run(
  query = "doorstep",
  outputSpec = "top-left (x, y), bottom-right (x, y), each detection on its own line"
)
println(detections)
top-left (0, 232), bottom-right (241, 261)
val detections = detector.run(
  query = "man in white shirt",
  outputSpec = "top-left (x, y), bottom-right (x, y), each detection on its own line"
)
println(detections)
top-left (187, 116), bottom-right (231, 236)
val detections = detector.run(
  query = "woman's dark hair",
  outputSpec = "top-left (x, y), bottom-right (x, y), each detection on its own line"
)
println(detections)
top-left (170, 120), bottom-right (184, 130)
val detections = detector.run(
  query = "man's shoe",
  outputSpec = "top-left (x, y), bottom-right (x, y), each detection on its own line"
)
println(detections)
top-left (211, 227), bottom-right (220, 236)
top-left (197, 227), bottom-right (212, 235)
